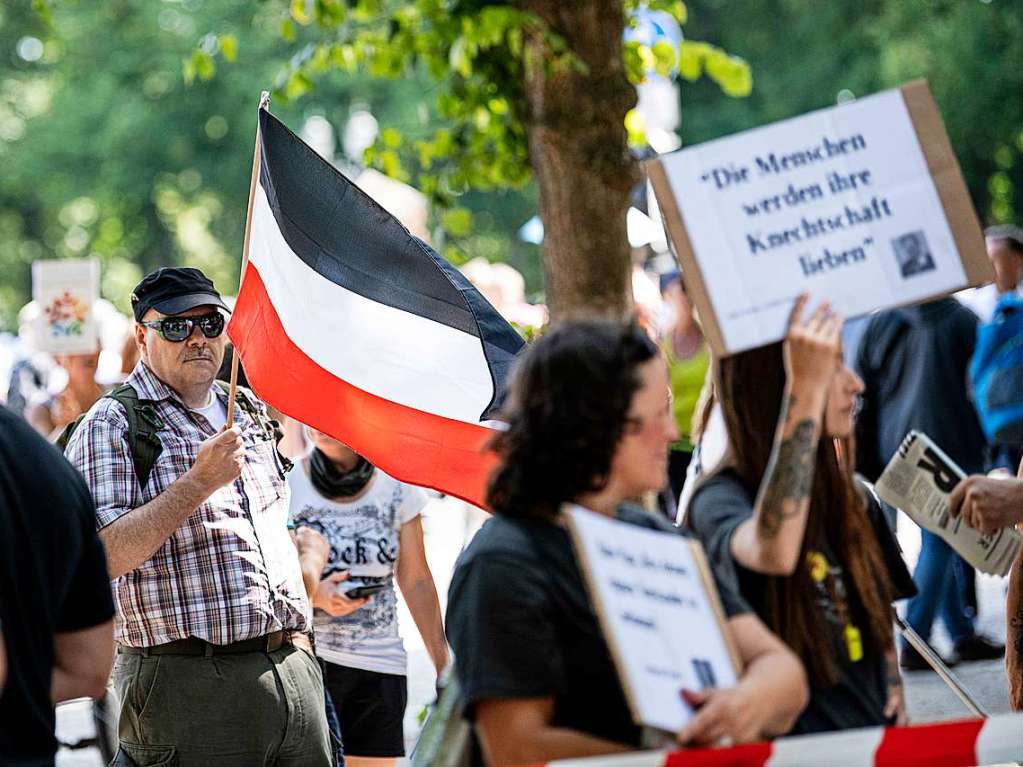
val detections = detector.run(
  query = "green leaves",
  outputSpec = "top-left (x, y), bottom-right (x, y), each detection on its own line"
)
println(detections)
top-left (183, 34), bottom-right (242, 85)
top-left (625, 31), bottom-right (751, 97)
top-left (625, 108), bottom-right (647, 149)
top-left (184, 0), bottom-right (751, 243)
top-left (449, 36), bottom-right (472, 78)
top-left (31, 0), bottom-right (54, 27)
top-left (381, 127), bottom-right (403, 149)
top-left (290, 0), bottom-right (313, 26)
top-left (183, 50), bottom-right (215, 86)
top-left (677, 41), bottom-right (752, 97)
top-left (441, 207), bottom-right (473, 237)
top-left (702, 46), bottom-right (752, 97)
top-left (284, 69), bottom-right (314, 100)
top-left (258, 0), bottom-right (545, 240)
top-left (626, 0), bottom-right (687, 25)
top-left (220, 34), bottom-right (238, 63)
top-left (989, 142), bottom-right (1016, 223)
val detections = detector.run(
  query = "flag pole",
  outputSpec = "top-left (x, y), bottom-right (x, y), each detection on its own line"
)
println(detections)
top-left (226, 90), bottom-right (271, 427)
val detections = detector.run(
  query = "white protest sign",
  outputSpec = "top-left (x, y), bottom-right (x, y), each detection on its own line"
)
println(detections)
top-left (648, 81), bottom-right (992, 355)
top-left (564, 505), bottom-right (740, 733)
top-left (31, 258), bottom-right (100, 355)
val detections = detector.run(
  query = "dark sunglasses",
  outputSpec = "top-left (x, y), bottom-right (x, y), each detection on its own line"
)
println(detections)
top-left (140, 312), bottom-right (225, 342)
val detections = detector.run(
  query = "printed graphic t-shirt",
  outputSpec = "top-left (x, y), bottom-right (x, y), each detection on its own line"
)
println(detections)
top-left (288, 460), bottom-right (427, 675)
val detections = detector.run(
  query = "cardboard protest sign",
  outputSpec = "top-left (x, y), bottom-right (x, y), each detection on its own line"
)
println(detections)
top-left (564, 505), bottom-right (740, 733)
top-left (647, 80), bottom-right (992, 356)
top-left (31, 258), bottom-right (99, 355)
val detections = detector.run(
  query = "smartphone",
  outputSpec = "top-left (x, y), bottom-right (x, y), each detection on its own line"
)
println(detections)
top-left (343, 583), bottom-right (387, 600)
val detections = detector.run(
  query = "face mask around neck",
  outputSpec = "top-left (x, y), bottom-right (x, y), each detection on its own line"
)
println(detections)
top-left (309, 447), bottom-right (375, 499)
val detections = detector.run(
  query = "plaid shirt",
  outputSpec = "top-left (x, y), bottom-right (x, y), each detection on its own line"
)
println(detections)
top-left (65, 362), bottom-right (310, 647)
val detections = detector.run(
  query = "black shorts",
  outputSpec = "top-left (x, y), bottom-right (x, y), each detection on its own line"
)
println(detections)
top-left (323, 662), bottom-right (408, 757)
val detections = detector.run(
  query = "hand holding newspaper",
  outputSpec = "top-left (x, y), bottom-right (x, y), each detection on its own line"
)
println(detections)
top-left (875, 430), bottom-right (1023, 576)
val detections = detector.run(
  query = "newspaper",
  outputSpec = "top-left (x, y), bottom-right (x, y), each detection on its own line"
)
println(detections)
top-left (875, 430), bottom-right (1023, 576)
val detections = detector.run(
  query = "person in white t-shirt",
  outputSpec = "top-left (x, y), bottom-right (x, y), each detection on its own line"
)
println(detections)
top-left (288, 428), bottom-right (449, 766)
top-left (190, 388), bottom-right (227, 431)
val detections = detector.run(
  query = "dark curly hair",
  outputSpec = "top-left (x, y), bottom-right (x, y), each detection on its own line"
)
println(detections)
top-left (485, 320), bottom-right (659, 519)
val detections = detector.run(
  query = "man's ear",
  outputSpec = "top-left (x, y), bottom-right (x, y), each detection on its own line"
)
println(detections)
top-left (134, 321), bottom-right (148, 357)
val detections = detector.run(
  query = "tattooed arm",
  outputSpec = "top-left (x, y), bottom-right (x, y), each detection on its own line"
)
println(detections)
top-left (730, 393), bottom-right (825, 575)
top-left (730, 295), bottom-right (843, 576)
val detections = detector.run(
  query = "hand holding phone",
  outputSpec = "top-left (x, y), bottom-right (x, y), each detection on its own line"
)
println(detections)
top-left (341, 583), bottom-right (387, 600)
top-left (313, 571), bottom-right (371, 617)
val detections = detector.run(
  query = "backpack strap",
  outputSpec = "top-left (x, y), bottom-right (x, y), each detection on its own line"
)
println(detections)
top-left (106, 383), bottom-right (165, 491)
top-left (55, 413), bottom-right (87, 453)
top-left (57, 383), bottom-right (165, 491)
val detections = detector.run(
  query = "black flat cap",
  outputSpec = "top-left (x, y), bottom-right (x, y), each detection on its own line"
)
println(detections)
top-left (131, 267), bottom-right (230, 321)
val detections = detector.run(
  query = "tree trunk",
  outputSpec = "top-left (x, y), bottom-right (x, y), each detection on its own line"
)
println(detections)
top-left (520, 0), bottom-right (638, 322)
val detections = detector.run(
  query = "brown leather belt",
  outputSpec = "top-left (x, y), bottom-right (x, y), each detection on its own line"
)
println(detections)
top-left (119, 630), bottom-right (295, 657)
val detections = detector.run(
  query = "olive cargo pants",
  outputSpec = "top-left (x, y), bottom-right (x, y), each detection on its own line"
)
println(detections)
top-left (109, 643), bottom-right (334, 766)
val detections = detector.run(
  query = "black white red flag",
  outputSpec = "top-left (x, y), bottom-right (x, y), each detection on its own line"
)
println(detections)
top-left (228, 106), bottom-right (524, 507)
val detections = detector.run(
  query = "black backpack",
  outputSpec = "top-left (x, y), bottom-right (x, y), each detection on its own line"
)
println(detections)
top-left (57, 380), bottom-right (291, 489)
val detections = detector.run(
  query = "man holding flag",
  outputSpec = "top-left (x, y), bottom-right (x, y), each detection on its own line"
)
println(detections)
top-left (63, 92), bottom-right (524, 763)
top-left (66, 267), bottom-right (332, 767)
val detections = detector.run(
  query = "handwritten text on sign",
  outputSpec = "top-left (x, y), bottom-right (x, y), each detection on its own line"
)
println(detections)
top-left (566, 506), bottom-right (737, 733)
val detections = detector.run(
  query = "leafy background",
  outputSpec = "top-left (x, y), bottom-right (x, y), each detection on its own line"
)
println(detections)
top-left (0, 0), bottom-right (1020, 329)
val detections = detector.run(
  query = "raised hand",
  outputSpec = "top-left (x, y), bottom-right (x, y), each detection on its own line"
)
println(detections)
top-left (784, 293), bottom-right (844, 400)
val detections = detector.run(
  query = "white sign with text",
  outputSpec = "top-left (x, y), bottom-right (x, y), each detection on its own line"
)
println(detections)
top-left (565, 505), bottom-right (738, 733)
top-left (651, 85), bottom-right (985, 354)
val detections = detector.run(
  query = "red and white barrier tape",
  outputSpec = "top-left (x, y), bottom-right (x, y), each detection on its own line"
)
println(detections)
top-left (542, 713), bottom-right (1022, 767)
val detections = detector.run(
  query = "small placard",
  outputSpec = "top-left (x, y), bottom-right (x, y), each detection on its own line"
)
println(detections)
top-left (31, 258), bottom-right (100, 355)
top-left (565, 505), bottom-right (740, 733)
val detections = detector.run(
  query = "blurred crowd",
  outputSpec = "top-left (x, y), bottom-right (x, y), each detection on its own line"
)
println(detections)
top-left (2, 225), bottom-right (1023, 767)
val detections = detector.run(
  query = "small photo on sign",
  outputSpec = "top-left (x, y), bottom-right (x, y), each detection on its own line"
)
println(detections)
top-left (691, 658), bottom-right (717, 690)
top-left (891, 230), bottom-right (936, 279)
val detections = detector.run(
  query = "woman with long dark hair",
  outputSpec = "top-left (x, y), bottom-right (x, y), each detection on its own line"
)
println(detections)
top-left (686, 296), bottom-right (916, 734)
top-left (446, 320), bottom-right (808, 766)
